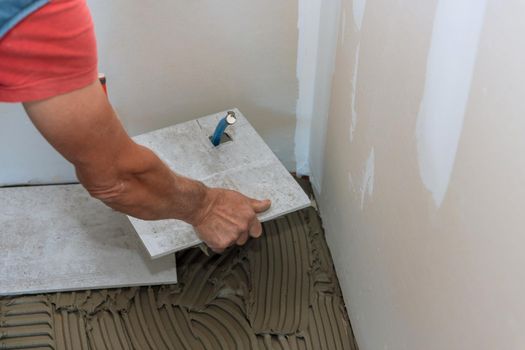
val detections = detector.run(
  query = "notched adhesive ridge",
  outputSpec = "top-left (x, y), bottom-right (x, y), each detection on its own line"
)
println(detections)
top-left (1, 203), bottom-right (357, 350)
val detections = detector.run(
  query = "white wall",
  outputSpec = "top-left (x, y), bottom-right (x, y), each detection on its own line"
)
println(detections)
top-left (312, 0), bottom-right (525, 349)
top-left (0, 0), bottom-right (298, 185)
top-left (294, 0), bottom-right (341, 179)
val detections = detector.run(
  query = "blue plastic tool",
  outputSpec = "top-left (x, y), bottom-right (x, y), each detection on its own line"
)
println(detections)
top-left (211, 111), bottom-right (237, 146)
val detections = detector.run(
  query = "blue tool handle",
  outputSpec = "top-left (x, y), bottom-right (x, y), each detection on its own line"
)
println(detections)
top-left (211, 111), bottom-right (236, 146)
top-left (211, 117), bottom-right (229, 146)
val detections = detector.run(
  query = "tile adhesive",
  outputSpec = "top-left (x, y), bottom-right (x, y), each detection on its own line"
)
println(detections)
top-left (0, 188), bottom-right (357, 349)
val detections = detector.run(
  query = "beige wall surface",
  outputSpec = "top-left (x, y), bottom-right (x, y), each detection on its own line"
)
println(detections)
top-left (313, 0), bottom-right (525, 349)
top-left (0, 0), bottom-right (298, 185)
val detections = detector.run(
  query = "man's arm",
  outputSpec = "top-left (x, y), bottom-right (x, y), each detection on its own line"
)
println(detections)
top-left (23, 80), bottom-right (271, 252)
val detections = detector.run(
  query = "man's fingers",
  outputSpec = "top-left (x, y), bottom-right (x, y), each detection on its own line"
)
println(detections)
top-left (236, 218), bottom-right (263, 246)
top-left (197, 192), bottom-right (270, 253)
top-left (249, 218), bottom-right (263, 238)
top-left (250, 198), bottom-right (271, 213)
top-left (210, 246), bottom-right (225, 254)
top-left (236, 231), bottom-right (249, 246)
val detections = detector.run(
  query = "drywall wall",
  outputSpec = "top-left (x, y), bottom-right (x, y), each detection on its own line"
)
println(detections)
top-left (295, 0), bottom-right (341, 182)
top-left (0, 0), bottom-right (298, 185)
top-left (312, 0), bottom-right (525, 349)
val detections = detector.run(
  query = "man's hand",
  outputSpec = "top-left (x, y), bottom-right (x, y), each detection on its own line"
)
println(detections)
top-left (190, 189), bottom-right (271, 253)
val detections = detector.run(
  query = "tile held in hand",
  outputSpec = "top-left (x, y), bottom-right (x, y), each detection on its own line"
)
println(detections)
top-left (129, 108), bottom-right (311, 259)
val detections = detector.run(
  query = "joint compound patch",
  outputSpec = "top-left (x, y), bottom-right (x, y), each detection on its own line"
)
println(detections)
top-left (360, 147), bottom-right (375, 209)
top-left (416, 0), bottom-right (487, 207)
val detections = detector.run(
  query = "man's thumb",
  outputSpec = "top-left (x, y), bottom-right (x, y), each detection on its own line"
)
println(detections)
top-left (250, 198), bottom-right (271, 213)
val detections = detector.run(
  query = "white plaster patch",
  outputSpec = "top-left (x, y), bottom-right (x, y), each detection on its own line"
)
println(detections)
top-left (350, 43), bottom-right (360, 142)
top-left (416, 0), bottom-right (487, 207)
top-left (295, 0), bottom-right (341, 180)
top-left (360, 147), bottom-right (375, 209)
top-left (352, 0), bottom-right (367, 31)
top-left (348, 171), bottom-right (356, 193)
top-left (295, 0), bottom-right (322, 175)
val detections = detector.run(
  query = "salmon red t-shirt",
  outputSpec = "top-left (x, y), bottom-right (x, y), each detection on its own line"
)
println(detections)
top-left (0, 0), bottom-right (98, 102)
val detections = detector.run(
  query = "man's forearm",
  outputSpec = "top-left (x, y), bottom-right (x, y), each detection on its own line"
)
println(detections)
top-left (24, 80), bottom-right (208, 222)
top-left (76, 141), bottom-right (208, 222)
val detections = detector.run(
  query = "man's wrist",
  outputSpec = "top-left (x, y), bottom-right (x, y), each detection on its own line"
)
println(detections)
top-left (176, 176), bottom-right (211, 226)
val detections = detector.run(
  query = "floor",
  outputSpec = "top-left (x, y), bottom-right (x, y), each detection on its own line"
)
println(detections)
top-left (0, 182), bottom-right (358, 350)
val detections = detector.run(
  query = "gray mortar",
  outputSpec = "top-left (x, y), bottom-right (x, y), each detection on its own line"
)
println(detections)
top-left (0, 205), bottom-right (358, 350)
